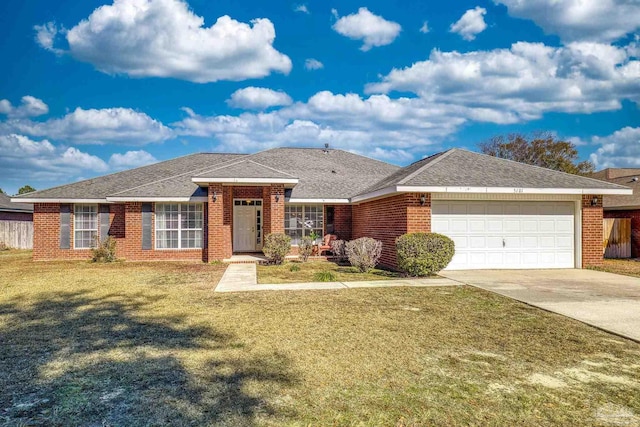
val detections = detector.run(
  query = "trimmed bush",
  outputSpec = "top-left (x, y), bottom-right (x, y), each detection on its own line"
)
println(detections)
top-left (91, 236), bottom-right (117, 263)
top-left (263, 233), bottom-right (291, 265)
top-left (298, 237), bottom-right (314, 262)
top-left (346, 237), bottom-right (382, 273)
top-left (314, 270), bottom-right (337, 282)
top-left (396, 232), bottom-right (455, 277)
top-left (330, 239), bottom-right (347, 264)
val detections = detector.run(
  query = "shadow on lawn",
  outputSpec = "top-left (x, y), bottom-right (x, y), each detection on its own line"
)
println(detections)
top-left (0, 291), bottom-right (296, 426)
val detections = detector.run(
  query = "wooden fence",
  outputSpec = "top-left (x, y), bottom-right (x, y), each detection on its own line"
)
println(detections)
top-left (0, 220), bottom-right (33, 249)
top-left (603, 218), bottom-right (631, 258)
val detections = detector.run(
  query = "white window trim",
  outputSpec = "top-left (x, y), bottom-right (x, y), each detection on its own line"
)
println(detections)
top-left (155, 203), bottom-right (204, 250)
top-left (73, 204), bottom-right (98, 250)
top-left (284, 204), bottom-right (324, 246)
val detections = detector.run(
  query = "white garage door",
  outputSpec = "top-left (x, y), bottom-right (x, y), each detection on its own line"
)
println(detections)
top-left (432, 201), bottom-right (575, 270)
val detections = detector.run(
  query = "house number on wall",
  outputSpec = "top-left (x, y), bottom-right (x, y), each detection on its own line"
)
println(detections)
top-left (513, 188), bottom-right (524, 193)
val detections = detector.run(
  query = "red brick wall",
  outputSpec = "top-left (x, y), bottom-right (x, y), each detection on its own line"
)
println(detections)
top-left (582, 195), bottom-right (603, 268)
top-left (352, 193), bottom-right (431, 269)
top-left (329, 205), bottom-right (352, 241)
top-left (0, 212), bottom-right (32, 221)
top-left (269, 184), bottom-right (285, 234)
top-left (233, 186), bottom-right (263, 199)
top-left (208, 184), bottom-right (232, 260)
top-left (604, 209), bottom-right (640, 258)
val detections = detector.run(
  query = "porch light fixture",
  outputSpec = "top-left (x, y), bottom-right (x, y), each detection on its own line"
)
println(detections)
top-left (212, 191), bottom-right (217, 202)
top-left (420, 194), bottom-right (426, 206)
top-left (275, 194), bottom-right (280, 202)
top-left (591, 196), bottom-right (598, 206)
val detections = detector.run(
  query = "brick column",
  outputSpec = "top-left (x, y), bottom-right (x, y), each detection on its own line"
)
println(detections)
top-left (582, 195), bottom-right (603, 268)
top-left (208, 183), bottom-right (231, 261)
top-left (124, 202), bottom-right (142, 260)
top-left (269, 184), bottom-right (285, 234)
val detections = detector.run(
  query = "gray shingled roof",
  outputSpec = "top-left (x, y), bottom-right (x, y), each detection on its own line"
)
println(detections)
top-left (246, 148), bottom-right (400, 199)
top-left (192, 159), bottom-right (297, 180)
top-left (360, 148), bottom-right (630, 194)
top-left (591, 170), bottom-right (640, 208)
top-left (12, 147), bottom-right (627, 202)
top-left (0, 193), bottom-right (33, 212)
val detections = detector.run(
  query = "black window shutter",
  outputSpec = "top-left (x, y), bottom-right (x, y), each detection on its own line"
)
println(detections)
top-left (142, 203), bottom-right (152, 250)
top-left (60, 204), bottom-right (71, 249)
top-left (99, 205), bottom-right (110, 242)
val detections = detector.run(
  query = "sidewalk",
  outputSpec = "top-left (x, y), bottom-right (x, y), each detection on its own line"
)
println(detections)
top-left (215, 263), bottom-right (460, 293)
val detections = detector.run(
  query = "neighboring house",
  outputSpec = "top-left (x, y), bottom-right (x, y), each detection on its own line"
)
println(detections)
top-left (591, 168), bottom-right (640, 258)
top-left (0, 192), bottom-right (34, 249)
top-left (13, 147), bottom-right (631, 270)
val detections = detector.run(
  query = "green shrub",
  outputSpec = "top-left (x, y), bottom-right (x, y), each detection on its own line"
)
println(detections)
top-left (396, 232), bottom-right (455, 277)
top-left (298, 237), bottom-right (314, 262)
top-left (262, 233), bottom-right (291, 265)
top-left (91, 236), bottom-right (117, 263)
top-left (346, 237), bottom-right (382, 273)
top-left (314, 270), bottom-right (337, 282)
top-left (289, 264), bottom-right (301, 272)
top-left (330, 239), bottom-right (347, 263)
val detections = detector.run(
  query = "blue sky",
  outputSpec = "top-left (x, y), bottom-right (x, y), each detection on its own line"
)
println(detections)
top-left (0, 0), bottom-right (638, 195)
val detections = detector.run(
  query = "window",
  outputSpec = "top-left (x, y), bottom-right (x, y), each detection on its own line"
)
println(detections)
top-left (284, 205), bottom-right (323, 245)
top-left (156, 203), bottom-right (203, 249)
top-left (74, 204), bottom-right (98, 249)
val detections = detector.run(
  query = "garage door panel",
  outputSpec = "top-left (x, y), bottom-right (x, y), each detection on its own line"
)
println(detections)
top-left (432, 200), bottom-right (575, 270)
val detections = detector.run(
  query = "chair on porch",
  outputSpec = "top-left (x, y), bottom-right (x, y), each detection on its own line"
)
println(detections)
top-left (318, 234), bottom-right (338, 256)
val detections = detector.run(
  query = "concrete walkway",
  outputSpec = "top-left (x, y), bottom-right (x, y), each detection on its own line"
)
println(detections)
top-left (441, 269), bottom-right (640, 342)
top-left (215, 263), bottom-right (460, 293)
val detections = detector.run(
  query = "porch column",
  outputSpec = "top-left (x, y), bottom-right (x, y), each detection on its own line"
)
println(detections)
top-left (208, 183), bottom-right (232, 261)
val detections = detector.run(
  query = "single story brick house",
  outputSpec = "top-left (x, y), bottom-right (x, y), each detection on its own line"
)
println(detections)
top-left (13, 147), bottom-right (631, 270)
top-left (591, 168), bottom-right (640, 258)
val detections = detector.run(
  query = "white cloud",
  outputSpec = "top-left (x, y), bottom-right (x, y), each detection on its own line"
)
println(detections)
top-left (419, 21), bottom-right (430, 34)
top-left (172, 91), bottom-right (474, 159)
top-left (2, 107), bottom-right (173, 145)
top-left (332, 7), bottom-right (402, 51)
top-left (227, 87), bottom-right (293, 110)
top-left (495, 0), bottom-right (640, 43)
top-left (590, 127), bottom-right (640, 168)
top-left (109, 150), bottom-right (158, 169)
top-left (0, 96), bottom-right (49, 118)
top-left (36, 0), bottom-right (291, 83)
top-left (366, 41), bottom-right (640, 123)
top-left (34, 22), bottom-right (64, 54)
top-left (0, 134), bottom-right (108, 182)
top-left (294, 4), bottom-right (309, 14)
top-left (450, 6), bottom-right (487, 41)
top-left (304, 58), bottom-right (324, 70)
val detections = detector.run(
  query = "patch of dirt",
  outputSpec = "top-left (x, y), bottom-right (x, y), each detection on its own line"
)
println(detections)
top-left (564, 368), bottom-right (639, 387)
top-left (594, 403), bottom-right (639, 426)
top-left (528, 373), bottom-right (568, 389)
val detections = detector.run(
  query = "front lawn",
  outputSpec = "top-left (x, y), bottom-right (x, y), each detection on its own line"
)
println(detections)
top-left (596, 258), bottom-right (640, 278)
top-left (2, 250), bottom-right (640, 426)
top-left (257, 259), bottom-right (402, 283)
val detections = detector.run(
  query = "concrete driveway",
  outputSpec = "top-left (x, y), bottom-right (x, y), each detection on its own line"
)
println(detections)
top-left (440, 269), bottom-right (640, 342)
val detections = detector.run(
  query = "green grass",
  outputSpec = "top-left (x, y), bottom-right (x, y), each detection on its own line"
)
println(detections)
top-left (257, 259), bottom-right (402, 284)
top-left (1, 250), bottom-right (640, 426)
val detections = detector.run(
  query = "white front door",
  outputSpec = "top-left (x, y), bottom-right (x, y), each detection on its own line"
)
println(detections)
top-left (233, 200), bottom-right (262, 252)
top-left (432, 200), bottom-right (575, 270)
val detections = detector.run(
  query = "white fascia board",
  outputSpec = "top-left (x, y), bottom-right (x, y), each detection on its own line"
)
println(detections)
top-left (286, 198), bottom-right (350, 204)
top-left (349, 186), bottom-right (397, 203)
top-left (395, 186), bottom-right (633, 195)
top-left (12, 198), bottom-right (109, 203)
top-left (106, 197), bottom-right (208, 202)
top-left (192, 177), bottom-right (299, 185)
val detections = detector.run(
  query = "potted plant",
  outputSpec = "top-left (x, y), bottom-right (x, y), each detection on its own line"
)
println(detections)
top-left (309, 231), bottom-right (320, 255)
